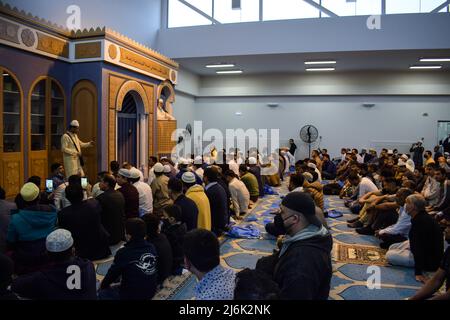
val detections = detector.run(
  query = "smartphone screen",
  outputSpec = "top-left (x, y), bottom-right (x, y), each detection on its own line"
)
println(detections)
top-left (81, 177), bottom-right (88, 189)
top-left (46, 179), bottom-right (53, 193)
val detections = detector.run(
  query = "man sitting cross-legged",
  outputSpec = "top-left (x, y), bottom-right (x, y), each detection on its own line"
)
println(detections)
top-left (375, 188), bottom-right (415, 249)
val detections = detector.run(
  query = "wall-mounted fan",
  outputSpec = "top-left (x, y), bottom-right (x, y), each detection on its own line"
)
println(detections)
top-left (300, 125), bottom-right (319, 158)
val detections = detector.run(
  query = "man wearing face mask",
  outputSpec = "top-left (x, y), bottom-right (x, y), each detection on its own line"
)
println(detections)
top-left (256, 192), bottom-right (332, 300)
top-left (409, 220), bottom-right (450, 300)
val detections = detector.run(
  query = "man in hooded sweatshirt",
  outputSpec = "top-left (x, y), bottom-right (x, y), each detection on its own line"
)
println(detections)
top-left (256, 192), bottom-right (333, 300)
top-left (11, 229), bottom-right (97, 300)
top-left (6, 183), bottom-right (57, 274)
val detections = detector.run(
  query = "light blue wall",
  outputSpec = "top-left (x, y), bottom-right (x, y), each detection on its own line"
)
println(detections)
top-left (157, 13), bottom-right (450, 58)
top-left (4, 0), bottom-right (161, 47)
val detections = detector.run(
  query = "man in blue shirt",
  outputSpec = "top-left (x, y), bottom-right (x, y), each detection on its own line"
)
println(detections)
top-left (183, 229), bottom-right (235, 300)
top-left (375, 188), bottom-right (414, 249)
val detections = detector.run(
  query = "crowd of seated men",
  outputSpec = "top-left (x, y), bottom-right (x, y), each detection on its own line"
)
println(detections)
top-left (0, 142), bottom-right (449, 300)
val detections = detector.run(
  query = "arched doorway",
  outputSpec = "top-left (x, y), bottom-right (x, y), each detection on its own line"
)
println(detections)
top-left (117, 91), bottom-right (148, 169)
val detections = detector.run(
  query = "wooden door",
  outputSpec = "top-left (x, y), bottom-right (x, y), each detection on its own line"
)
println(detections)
top-left (0, 67), bottom-right (23, 198)
top-left (71, 80), bottom-right (98, 183)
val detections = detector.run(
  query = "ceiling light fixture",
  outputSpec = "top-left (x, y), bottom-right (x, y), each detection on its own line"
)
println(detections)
top-left (304, 60), bottom-right (337, 65)
top-left (306, 67), bottom-right (335, 72)
top-left (216, 70), bottom-right (243, 74)
top-left (206, 64), bottom-right (235, 68)
top-left (409, 65), bottom-right (442, 70)
top-left (419, 58), bottom-right (450, 62)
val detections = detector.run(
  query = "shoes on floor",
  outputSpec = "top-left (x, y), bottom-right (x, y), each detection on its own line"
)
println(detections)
top-left (347, 220), bottom-right (363, 228)
top-left (356, 225), bottom-right (375, 235)
top-left (346, 217), bottom-right (359, 224)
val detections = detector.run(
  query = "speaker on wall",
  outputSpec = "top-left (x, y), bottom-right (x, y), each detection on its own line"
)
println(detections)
top-left (232, 0), bottom-right (241, 10)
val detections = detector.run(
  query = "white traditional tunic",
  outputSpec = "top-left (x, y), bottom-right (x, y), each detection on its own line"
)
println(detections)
top-left (61, 132), bottom-right (91, 177)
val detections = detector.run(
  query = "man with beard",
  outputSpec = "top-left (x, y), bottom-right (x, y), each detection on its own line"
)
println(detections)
top-left (409, 219), bottom-right (450, 300)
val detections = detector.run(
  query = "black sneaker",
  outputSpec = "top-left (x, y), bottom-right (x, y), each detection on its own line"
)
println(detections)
top-left (356, 226), bottom-right (375, 235)
top-left (347, 220), bottom-right (363, 228)
top-left (346, 217), bottom-right (359, 224)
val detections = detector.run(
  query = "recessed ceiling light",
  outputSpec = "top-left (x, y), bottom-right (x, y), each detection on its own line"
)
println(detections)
top-left (216, 70), bottom-right (243, 74)
top-left (419, 58), bottom-right (450, 62)
top-left (409, 65), bottom-right (442, 70)
top-left (306, 67), bottom-right (335, 72)
top-left (235, 111), bottom-right (243, 116)
top-left (304, 60), bottom-right (337, 65)
top-left (206, 64), bottom-right (235, 68)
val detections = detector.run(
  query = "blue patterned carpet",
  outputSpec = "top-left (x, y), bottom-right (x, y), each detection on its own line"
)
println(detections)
top-left (94, 181), bottom-right (424, 300)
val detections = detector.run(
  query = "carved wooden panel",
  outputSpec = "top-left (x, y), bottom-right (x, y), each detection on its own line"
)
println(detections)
top-left (108, 108), bottom-right (116, 164)
top-left (157, 120), bottom-right (177, 156)
top-left (0, 18), bottom-right (20, 44)
top-left (2, 159), bottom-right (21, 198)
top-left (30, 156), bottom-right (47, 183)
top-left (75, 42), bottom-right (101, 59)
top-left (119, 47), bottom-right (170, 79)
top-left (109, 75), bottom-right (126, 109)
top-left (142, 84), bottom-right (155, 114)
top-left (148, 112), bottom-right (154, 156)
top-left (36, 32), bottom-right (69, 58)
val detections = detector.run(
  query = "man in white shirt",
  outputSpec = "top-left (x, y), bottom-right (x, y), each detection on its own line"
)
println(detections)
top-left (224, 170), bottom-right (250, 219)
top-left (61, 120), bottom-right (94, 177)
top-left (228, 153), bottom-right (240, 176)
top-left (129, 168), bottom-right (153, 216)
top-left (421, 164), bottom-right (441, 207)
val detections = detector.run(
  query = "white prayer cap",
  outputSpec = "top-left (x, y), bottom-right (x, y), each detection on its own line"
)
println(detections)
top-left (163, 165), bottom-right (171, 173)
top-left (406, 159), bottom-right (415, 173)
top-left (248, 157), bottom-right (257, 165)
top-left (387, 149), bottom-right (394, 155)
top-left (400, 154), bottom-right (409, 161)
top-left (118, 168), bottom-right (132, 178)
top-left (194, 156), bottom-right (203, 164)
top-left (153, 163), bottom-right (164, 173)
top-left (182, 172), bottom-right (196, 184)
top-left (179, 158), bottom-right (189, 165)
top-left (70, 120), bottom-right (80, 127)
top-left (398, 159), bottom-right (406, 167)
top-left (46, 229), bottom-right (74, 253)
top-left (129, 168), bottom-right (141, 179)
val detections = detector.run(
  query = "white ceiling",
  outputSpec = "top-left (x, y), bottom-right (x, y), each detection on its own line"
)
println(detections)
top-left (175, 49), bottom-right (450, 76)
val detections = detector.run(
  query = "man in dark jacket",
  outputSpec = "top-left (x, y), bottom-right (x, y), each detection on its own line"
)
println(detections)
top-left (12, 229), bottom-right (97, 300)
top-left (116, 168), bottom-right (140, 219)
top-left (168, 177), bottom-right (198, 231)
top-left (58, 184), bottom-right (111, 261)
top-left (142, 214), bottom-right (173, 285)
top-left (321, 154), bottom-right (337, 180)
top-left (408, 194), bottom-right (443, 282)
top-left (161, 205), bottom-right (187, 275)
top-left (410, 141), bottom-right (425, 168)
top-left (99, 218), bottom-right (158, 300)
top-left (256, 192), bottom-right (333, 300)
top-left (204, 167), bottom-right (229, 235)
top-left (97, 174), bottom-right (125, 245)
top-left (248, 157), bottom-right (264, 198)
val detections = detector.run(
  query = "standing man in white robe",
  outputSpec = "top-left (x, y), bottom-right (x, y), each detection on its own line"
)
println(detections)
top-left (61, 120), bottom-right (94, 177)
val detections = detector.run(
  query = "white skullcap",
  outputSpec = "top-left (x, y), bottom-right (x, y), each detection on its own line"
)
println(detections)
top-left (248, 157), bottom-right (257, 165)
top-left (129, 168), bottom-right (141, 179)
top-left (118, 168), bottom-right (132, 178)
top-left (70, 120), bottom-right (79, 127)
top-left (182, 172), bottom-right (196, 184)
top-left (153, 163), bottom-right (164, 173)
top-left (163, 164), bottom-right (171, 173)
top-left (307, 162), bottom-right (317, 170)
top-left (46, 229), bottom-right (74, 253)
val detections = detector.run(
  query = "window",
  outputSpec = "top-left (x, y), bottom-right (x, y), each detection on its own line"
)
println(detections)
top-left (321, 0), bottom-right (382, 16)
top-left (30, 80), bottom-right (46, 151)
top-left (2, 71), bottom-right (21, 153)
top-left (214, 0), bottom-right (259, 24)
top-left (386, 0), bottom-right (421, 14)
top-left (51, 81), bottom-right (65, 150)
top-left (420, 0), bottom-right (449, 12)
top-left (168, 0), bottom-right (213, 28)
top-left (263, 0), bottom-right (320, 21)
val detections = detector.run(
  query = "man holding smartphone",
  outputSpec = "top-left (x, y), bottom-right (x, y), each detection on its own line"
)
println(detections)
top-left (61, 120), bottom-right (94, 177)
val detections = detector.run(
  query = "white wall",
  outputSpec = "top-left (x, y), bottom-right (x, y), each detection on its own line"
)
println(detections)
top-left (171, 71), bottom-right (450, 159)
top-left (193, 96), bottom-right (450, 159)
top-left (4, 0), bottom-right (161, 47)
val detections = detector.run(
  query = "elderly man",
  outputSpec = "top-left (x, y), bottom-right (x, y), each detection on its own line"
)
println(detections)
top-left (61, 120), bottom-right (94, 177)
top-left (386, 194), bottom-right (443, 283)
top-left (256, 192), bottom-right (332, 299)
